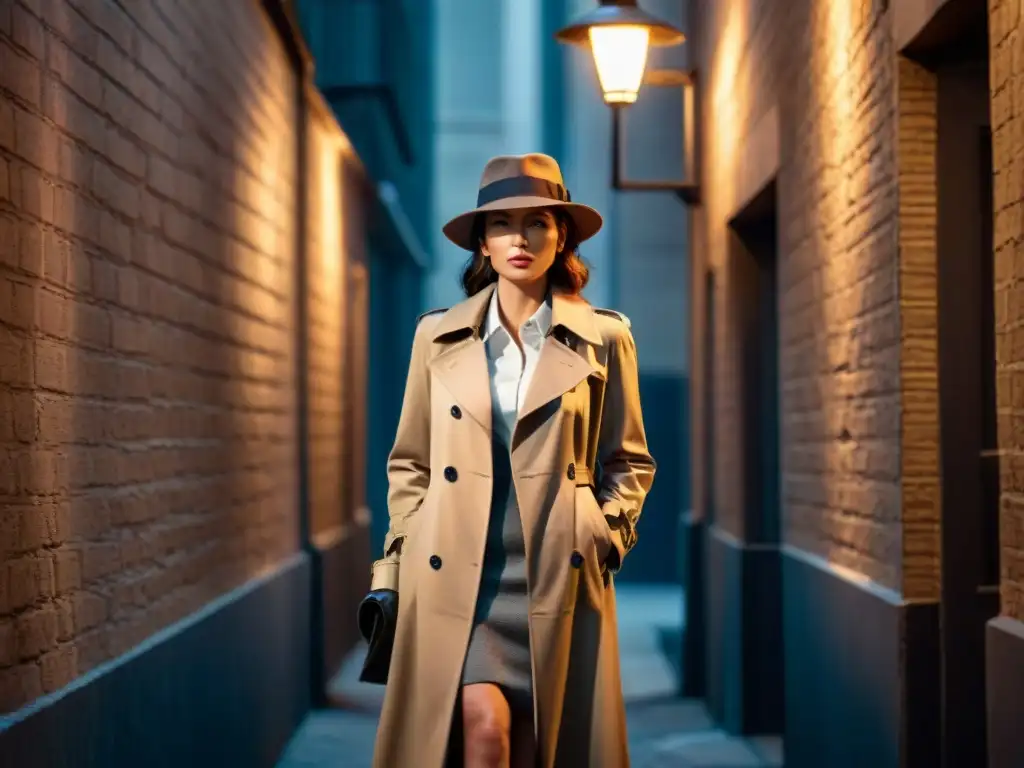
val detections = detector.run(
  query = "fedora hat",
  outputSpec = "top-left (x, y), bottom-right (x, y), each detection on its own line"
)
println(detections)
top-left (442, 153), bottom-right (603, 251)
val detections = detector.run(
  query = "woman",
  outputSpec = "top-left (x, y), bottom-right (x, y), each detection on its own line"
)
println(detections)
top-left (370, 153), bottom-right (656, 768)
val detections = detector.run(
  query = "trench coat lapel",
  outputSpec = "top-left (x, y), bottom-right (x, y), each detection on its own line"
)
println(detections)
top-left (428, 285), bottom-right (494, 433)
top-left (517, 336), bottom-right (595, 422)
top-left (428, 286), bottom-right (605, 436)
top-left (431, 340), bottom-right (492, 434)
top-left (517, 292), bottom-right (601, 423)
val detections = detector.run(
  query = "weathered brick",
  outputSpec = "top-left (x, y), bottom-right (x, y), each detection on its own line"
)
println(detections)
top-left (32, 338), bottom-right (69, 392)
top-left (11, 4), bottom-right (45, 61)
top-left (0, 279), bottom-right (34, 331)
top-left (52, 549), bottom-right (81, 595)
top-left (0, 98), bottom-right (14, 151)
top-left (15, 604), bottom-right (59, 660)
top-left (691, 0), bottom-right (1024, 615)
top-left (79, 541), bottom-right (120, 584)
top-left (991, 0), bottom-right (1024, 621)
top-left (6, 556), bottom-right (43, 611)
top-left (0, 662), bottom-right (43, 712)
top-left (0, 156), bottom-right (9, 201)
top-left (39, 643), bottom-right (77, 692)
top-left (1, 40), bottom-right (41, 107)
top-left (0, 0), bottom-right (331, 717)
top-left (691, 0), bottom-right (913, 592)
top-left (70, 589), bottom-right (106, 633)
top-left (0, 621), bottom-right (15, 667)
top-left (0, 328), bottom-right (33, 386)
top-left (15, 166), bottom-right (56, 226)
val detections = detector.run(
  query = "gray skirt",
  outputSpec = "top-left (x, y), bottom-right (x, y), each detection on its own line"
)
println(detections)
top-left (461, 439), bottom-right (533, 712)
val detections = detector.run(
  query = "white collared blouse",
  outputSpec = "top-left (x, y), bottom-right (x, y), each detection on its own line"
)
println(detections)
top-left (481, 289), bottom-right (553, 447)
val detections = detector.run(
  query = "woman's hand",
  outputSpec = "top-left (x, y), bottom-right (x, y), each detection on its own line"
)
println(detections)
top-left (596, 324), bottom-right (657, 572)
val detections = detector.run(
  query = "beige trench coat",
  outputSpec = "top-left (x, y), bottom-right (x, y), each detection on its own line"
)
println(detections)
top-left (370, 283), bottom-right (656, 768)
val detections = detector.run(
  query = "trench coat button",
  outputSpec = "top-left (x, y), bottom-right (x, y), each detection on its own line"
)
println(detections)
top-left (567, 463), bottom-right (576, 481)
top-left (429, 554), bottom-right (442, 570)
top-left (450, 405), bottom-right (462, 419)
top-left (444, 466), bottom-right (458, 482)
top-left (570, 550), bottom-right (584, 568)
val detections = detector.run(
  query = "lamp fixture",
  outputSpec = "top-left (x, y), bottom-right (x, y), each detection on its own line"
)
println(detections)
top-left (554, 0), bottom-right (684, 106)
top-left (555, 0), bottom-right (700, 204)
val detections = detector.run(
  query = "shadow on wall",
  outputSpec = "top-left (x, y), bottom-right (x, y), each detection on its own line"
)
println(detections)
top-left (616, 373), bottom-right (689, 585)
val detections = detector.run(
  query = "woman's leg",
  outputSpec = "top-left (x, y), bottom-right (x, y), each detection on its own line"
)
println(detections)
top-left (509, 711), bottom-right (537, 768)
top-left (462, 683), bottom-right (512, 768)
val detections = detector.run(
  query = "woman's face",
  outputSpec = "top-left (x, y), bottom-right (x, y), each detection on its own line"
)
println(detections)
top-left (480, 207), bottom-right (566, 287)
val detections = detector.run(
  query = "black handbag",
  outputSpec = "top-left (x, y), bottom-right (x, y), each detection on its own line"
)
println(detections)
top-left (357, 552), bottom-right (401, 684)
top-left (357, 588), bottom-right (399, 684)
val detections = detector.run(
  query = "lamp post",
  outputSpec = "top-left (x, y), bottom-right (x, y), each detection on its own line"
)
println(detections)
top-left (555, 0), bottom-right (699, 204)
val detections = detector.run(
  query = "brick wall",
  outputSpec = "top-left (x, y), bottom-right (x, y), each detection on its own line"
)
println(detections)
top-left (895, 56), bottom-right (941, 601)
top-left (990, 0), bottom-right (1024, 621)
top-left (304, 88), bottom-right (371, 540)
top-left (690, 0), bottom-right (787, 543)
top-left (692, 0), bottom-right (943, 593)
top-left (305, 93), bottom-right (346, 540)
top-left (0, 0), bottom-right (303, 713)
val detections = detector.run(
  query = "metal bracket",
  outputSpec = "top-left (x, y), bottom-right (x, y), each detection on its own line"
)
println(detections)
top-left (612, 68), bottom-right (700, 205)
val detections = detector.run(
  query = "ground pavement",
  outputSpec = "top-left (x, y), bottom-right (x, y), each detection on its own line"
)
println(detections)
top-left (276, 585), bottom-right (783, 768)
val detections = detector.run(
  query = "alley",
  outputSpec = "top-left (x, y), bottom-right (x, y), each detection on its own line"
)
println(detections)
top-left (276, 586), bottom-right (783, 768)
top-left (6, 0), bottom-right (1024, 766)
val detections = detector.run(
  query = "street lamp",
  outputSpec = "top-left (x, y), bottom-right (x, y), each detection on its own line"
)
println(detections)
top-left (554, 0), bottom-right (684, 106)
top-left (555, 0), bottom-right (699, 204)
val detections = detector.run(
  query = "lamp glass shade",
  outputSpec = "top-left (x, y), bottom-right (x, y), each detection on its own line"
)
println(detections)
top-left (588, 24), bottom-right (651, 105)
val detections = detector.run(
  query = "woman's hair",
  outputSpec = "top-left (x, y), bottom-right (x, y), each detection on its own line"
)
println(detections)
top-left (460, 208), bottom-right (590, 297)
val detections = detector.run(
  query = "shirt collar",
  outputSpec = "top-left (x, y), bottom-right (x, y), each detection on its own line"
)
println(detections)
top-left (429, 283), bottom-right (603, 346)
top-left (483, 288), bottom-right (553, 345)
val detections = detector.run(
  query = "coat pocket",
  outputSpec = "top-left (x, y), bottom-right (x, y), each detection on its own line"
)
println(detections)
top-left (406, 484), bottom-right (439, 549)
top-left (574, 485), bottom-right (613, 569)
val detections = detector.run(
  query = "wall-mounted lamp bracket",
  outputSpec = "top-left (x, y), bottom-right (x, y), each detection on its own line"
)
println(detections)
top-left (612, 68), bottom-right (700, 205)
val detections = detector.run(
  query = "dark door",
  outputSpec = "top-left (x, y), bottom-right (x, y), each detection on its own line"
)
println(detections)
top-left (935, 49), bottom-right (1000, 768)
top-left (728, 180), bottom-right (784, 734)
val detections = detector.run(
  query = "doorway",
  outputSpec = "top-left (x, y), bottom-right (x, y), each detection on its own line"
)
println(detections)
top-left (708, 179), bottom-right (784, 736)
top-left (733, 180), bottom-right (783, 735)
top-left (732, 185), bottom-right (781, 553)
top-left (928, 4), bottom-right (1000, 766)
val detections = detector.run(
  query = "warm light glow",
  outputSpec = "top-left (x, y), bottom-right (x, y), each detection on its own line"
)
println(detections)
top-left (588, 24), bottom-right (651, 105)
